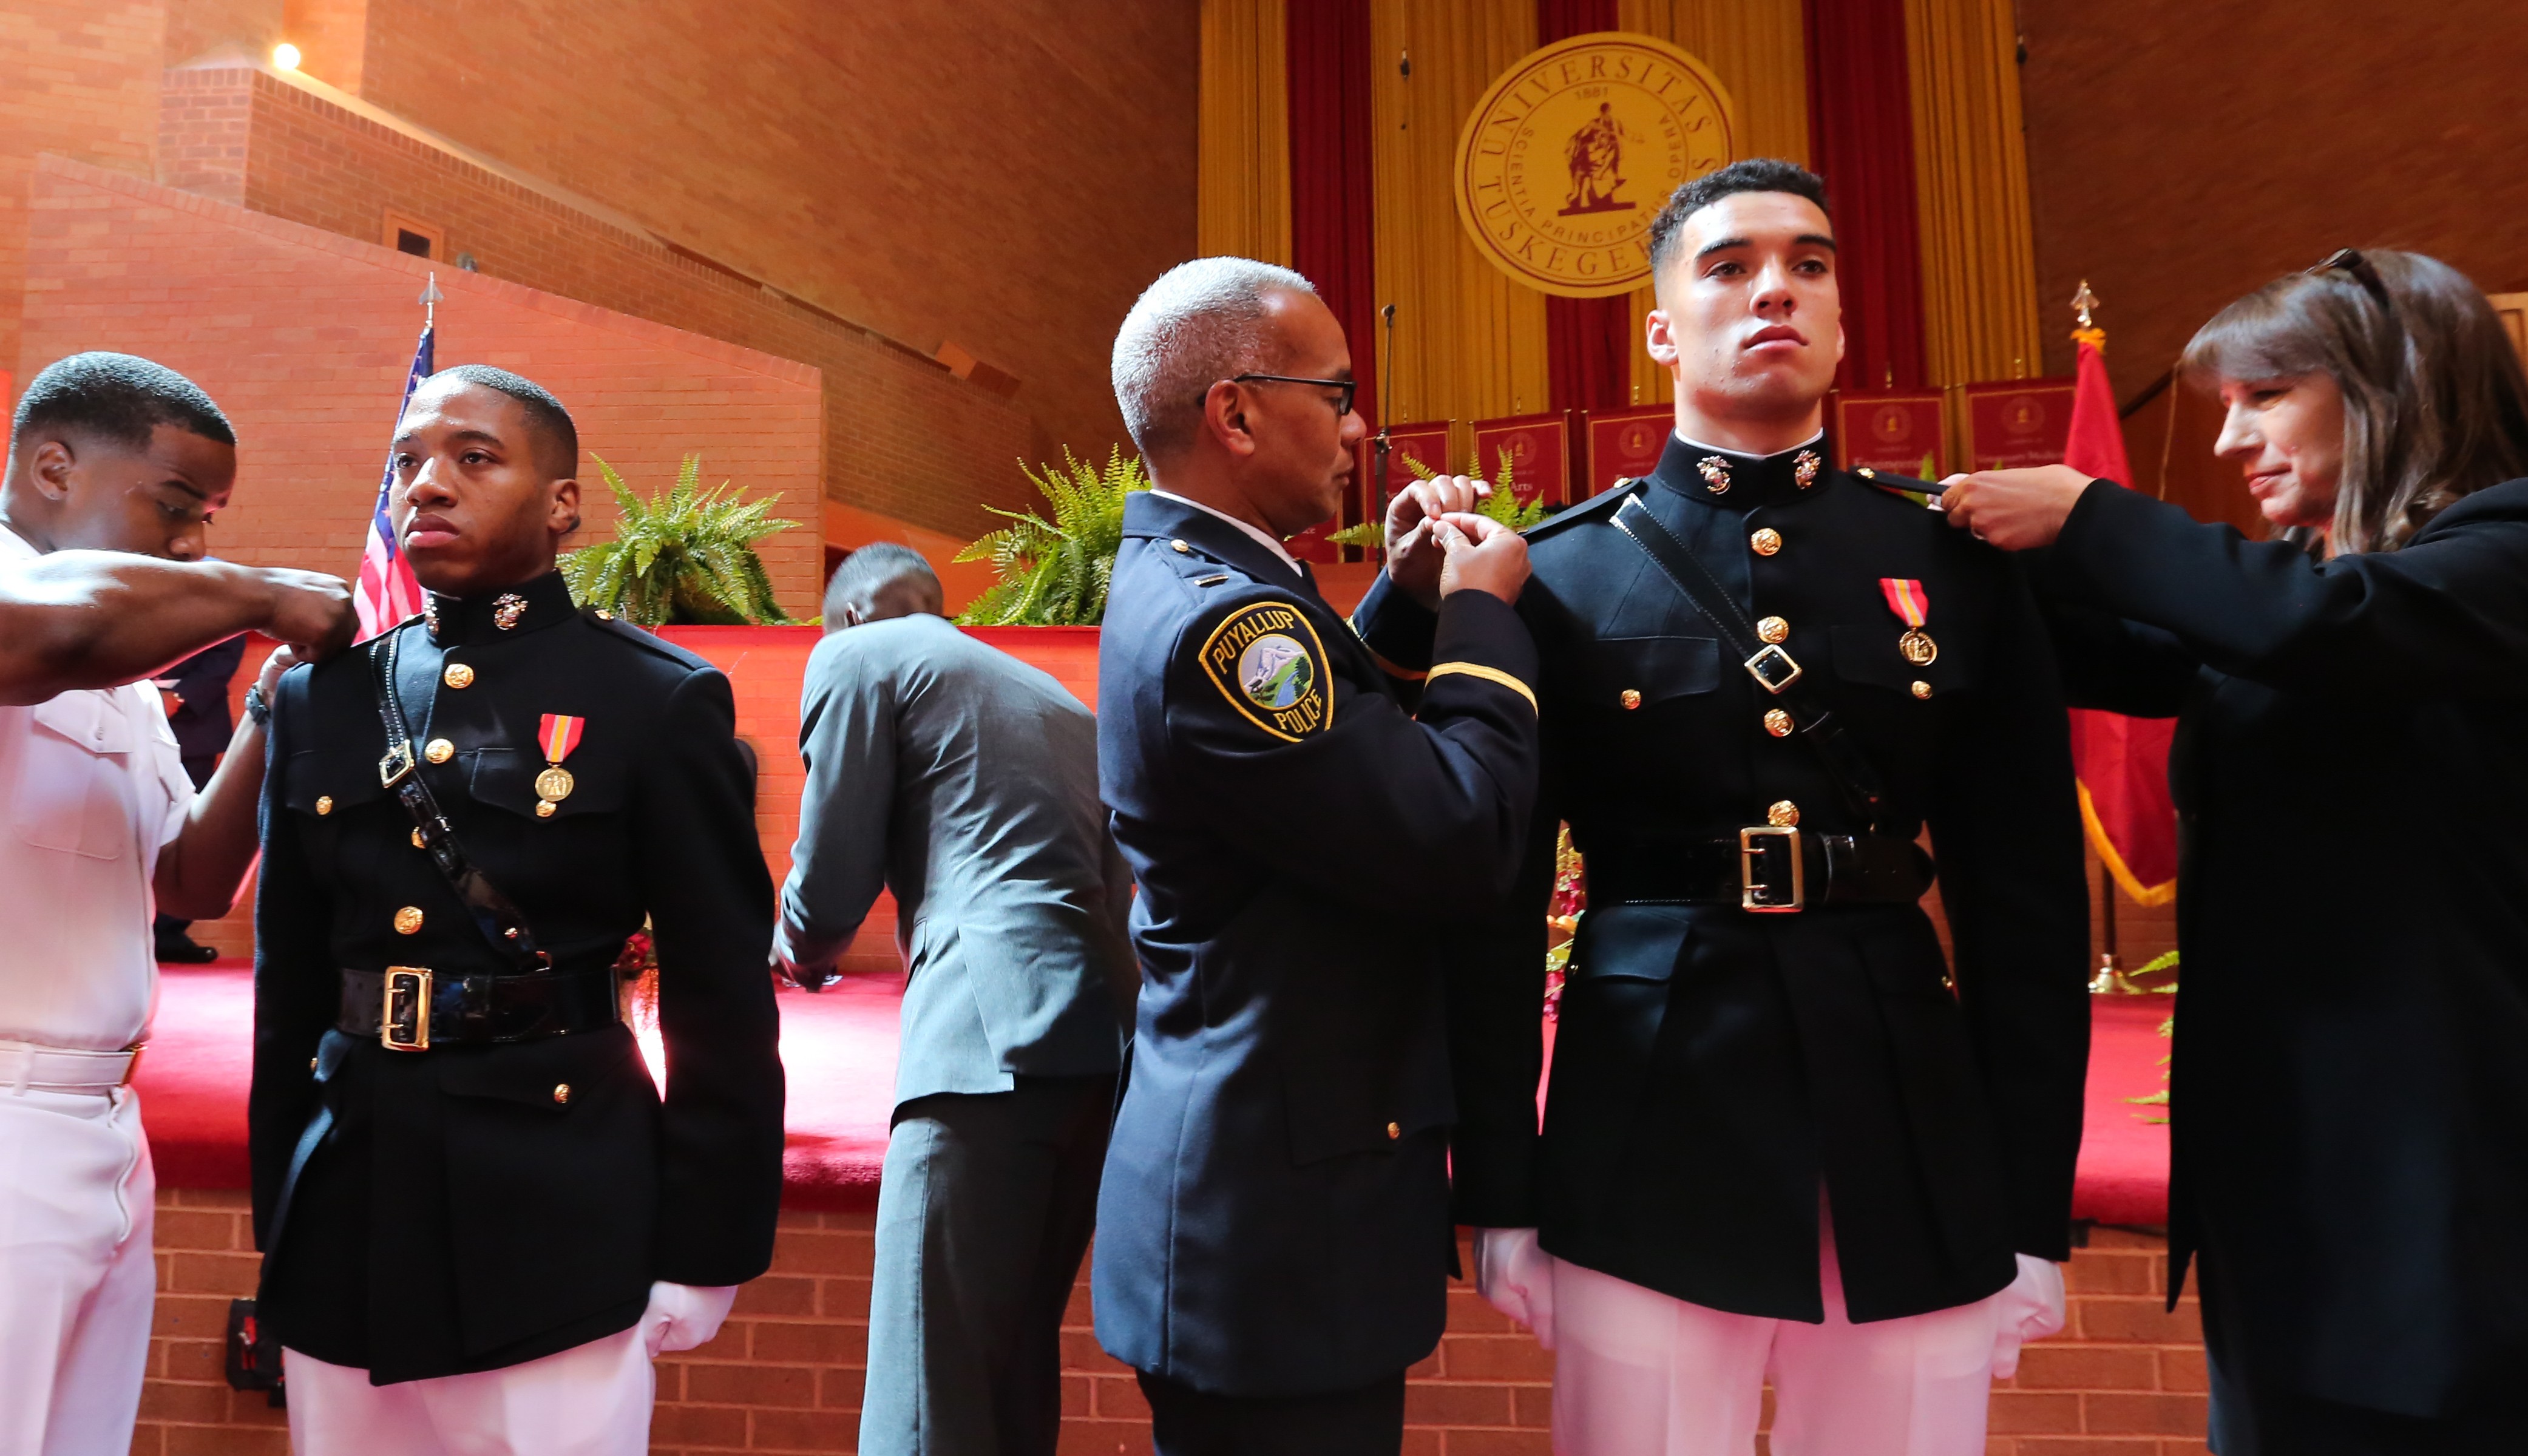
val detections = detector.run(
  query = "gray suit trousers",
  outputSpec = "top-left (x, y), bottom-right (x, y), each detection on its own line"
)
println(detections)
top-left (860, 1074), bottom-right (1115, 1456)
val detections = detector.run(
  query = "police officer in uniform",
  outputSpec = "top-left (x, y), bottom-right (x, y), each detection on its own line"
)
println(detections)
top-left (251, 365), bottom-right (784, 1455)
top-left (1354, 160), bottom-right (2091, 1455)
top-left (1097, 258), bottom-right (1541, 1454)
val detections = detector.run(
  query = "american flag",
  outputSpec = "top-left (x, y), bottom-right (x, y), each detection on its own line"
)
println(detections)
top-left (354, 320), bottom-right (433, 640)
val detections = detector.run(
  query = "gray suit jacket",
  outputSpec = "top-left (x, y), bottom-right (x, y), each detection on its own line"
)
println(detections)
top-left (778, 613), bottom-right (1133, 1107)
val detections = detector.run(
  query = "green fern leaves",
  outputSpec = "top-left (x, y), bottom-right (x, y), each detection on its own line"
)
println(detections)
top-left (559, 453), bottom-right (795, 626)
top-left (953, 447), bottom-right (1151, 626)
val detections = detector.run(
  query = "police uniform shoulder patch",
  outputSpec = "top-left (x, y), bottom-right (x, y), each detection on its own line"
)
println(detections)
top-left (1523, 479), bottom-right (1642, 541)
top-left (1198, 599), bottom-right (1333, 742)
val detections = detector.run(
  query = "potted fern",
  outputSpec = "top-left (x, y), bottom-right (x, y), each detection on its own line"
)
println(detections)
top-left (954, 447), bottom-right (1150, 626)
top-left (561, 453), bottom-right (795, 626)
top-left (1327, 449), bottom-right (1551, 552)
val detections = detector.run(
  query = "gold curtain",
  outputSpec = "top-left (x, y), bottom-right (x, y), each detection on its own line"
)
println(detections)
top-left (1903, 0), bottom-right (2042, 386)
top-left (1616, 0), bottom-right (1809, 405)
top-left (1368, 0), bottom-right (1546, 436)
top-left (1198, 0), bottom-right (1293, 264)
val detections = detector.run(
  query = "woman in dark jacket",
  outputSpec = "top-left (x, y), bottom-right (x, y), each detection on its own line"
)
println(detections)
top-left (1941, 249), bottom-right (2528, 1455)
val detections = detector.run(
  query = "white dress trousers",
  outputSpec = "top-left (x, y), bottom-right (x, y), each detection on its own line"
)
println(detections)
top-left (0, 1085), bottom-right (158, 1456)
top-left (285, 1330), bottom-right (656, 1456)
top-left (1533, 1210), bottom-right (2057, 1456)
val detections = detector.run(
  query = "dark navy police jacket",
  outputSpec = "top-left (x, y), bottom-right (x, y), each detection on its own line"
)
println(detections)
top-left (1093, 490), bottom-right (1540, 1396)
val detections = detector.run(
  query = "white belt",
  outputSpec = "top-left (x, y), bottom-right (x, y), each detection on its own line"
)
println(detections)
top-left (0, 1040), bottom-right (143, 1095)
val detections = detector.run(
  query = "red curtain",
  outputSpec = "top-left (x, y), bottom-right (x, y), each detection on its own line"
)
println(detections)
top-left (1539, 0), bottom-right (1632, 415)
top-left (1287, 0), bottom-right (1378, 439)
top-left (1803, 0), bottom-right (1928, 392)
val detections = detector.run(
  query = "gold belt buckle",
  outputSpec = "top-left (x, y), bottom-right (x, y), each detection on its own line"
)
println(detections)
top-left (379, 742), bottom-right (416, 788)
top-left (1738, 826), bottom-right (1805, 913)
top-left (382, 967), bottom-right (432, 1051)
top-left (1742, 644), bottom-right (1804, 695)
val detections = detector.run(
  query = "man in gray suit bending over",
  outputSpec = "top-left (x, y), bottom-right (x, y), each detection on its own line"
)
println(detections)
top-left (776, 544), bottom-right (1135, 1456)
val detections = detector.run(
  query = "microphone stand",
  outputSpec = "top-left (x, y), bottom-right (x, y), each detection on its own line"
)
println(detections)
top-left (1373, 303), bottom-right (1397, 560)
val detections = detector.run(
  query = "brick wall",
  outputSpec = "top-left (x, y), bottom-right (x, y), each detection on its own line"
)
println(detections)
top-left (137, 1193), bottom-right (2210, 1455)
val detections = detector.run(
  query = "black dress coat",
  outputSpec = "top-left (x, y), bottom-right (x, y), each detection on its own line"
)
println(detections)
top-left (1354, 434), bottom-right (2092, 1322)
top-left (2034, 478), bottom-right (2528, 1418)
top-left (249, 572), bottom-right (785, 1383)
top-left (1093, 492), bottom-right (1540, 1397)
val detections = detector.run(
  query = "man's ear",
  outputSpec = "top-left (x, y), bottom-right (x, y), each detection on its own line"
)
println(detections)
top-left (1202, 381), bottom-right (1260, 460)
top-left (1832, 319), bottom-right (1848, 368)
top-left (1644, 308), bottom-right (1679, 371)
top-left (548, 476), bottom-right (582, 537)
top-left (27, 439), bottom-right (78, 502)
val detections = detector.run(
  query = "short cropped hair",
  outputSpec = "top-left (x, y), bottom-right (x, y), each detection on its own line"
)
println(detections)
top-left (1645, 158), bottom-right (1834, 283)
top-left (1112, 257), bottom-right (1318, 458)
top-left (426, 364), bottom-right (578, 479)
top-left (823, 542), bottom-right (941, 622)
top-left (10, 351), bottom-right (235, 456)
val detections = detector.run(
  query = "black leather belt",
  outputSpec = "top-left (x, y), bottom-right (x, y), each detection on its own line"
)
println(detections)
top-left (1586, 831), bottom-right (1934, 913)
top-left (337, 963), bottom-right (622, 1051)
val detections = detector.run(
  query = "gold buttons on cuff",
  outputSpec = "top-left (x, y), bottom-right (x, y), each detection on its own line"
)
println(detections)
top-left (442, 662), bottom-right (475, 690)
top-left (552, 1083), bottom-right (571, 1106)
top-left (424, 738), bottom-right (455, 765)
top-left (1767, 800), bottom-right (1800, 827)
top-left (1750, 528), bottom-right (1782, 556)
top-left (1763, 708), bottom-right (1794, 737)
top-left (1620, 689), bottom-right (1642, 710)
top-left (535, 801), bottom-right (557, 819)
top-left (314, 795), bottom-right (334, 816)
top-left (1386, 1121), bottom-right (1401, 1140)
top-left (1170, 539), bottom-right (1191, 554)
top-left (393, 906), bottom-right (424, 935)
top-left (1911, 680), bottom-right (1934, 699)
top-left (1756, 616), bottom-right (1789, 645)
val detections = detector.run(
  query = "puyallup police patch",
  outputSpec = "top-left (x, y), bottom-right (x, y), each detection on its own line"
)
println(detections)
top-left (1199, 600), bottom-right (1333, 742)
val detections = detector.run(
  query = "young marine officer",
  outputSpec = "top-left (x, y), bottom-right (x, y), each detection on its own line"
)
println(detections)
top-left (250, 366), bottom-right (785, 1455)
top-left (1353, 160), bottom-right (2092, 1455)
top-left (1096, 258), bottom-right (1542, 1455)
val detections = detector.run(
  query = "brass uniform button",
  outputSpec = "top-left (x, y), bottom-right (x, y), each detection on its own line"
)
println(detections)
top-left (1911, 680), bottom-right (1933, 699)
top-left (1170, 540), bottom-right (1191, 554)
top-left (535, 801), bottom-right (558, 819)
top-left (1756, 616), bottom-right (1789, 645)
top-left (1386, 1121), bottom-right (1401, 1140)
top-left (314, 795), bottom-right (334, 816)
top-left (411, 828), bottom-right (427, 849)
top-left (1767, 800), bottom-right (1800, 827)
top-left (552, 1083), bottom-right (571, 1106)
top-left (310, 1057), bottom-right (319, 1072)
top-left (441, 662), bottom-right (475, 690)
top-left (1750, 528), bottom-right (1782, 556)
top-left (424, 738), bottom-right (455, 765)
top-left (594, 609), bottom-right (613, 620)
top-left (1620, 689), bottom-right (1642, 710)
top-left (1763, 708), bottom-right (1794, 737)
top-left (393, 906), bottom-right (424, 935)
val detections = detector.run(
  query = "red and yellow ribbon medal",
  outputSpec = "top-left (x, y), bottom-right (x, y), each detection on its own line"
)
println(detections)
top-left (534, 714), bottom-right (585, 818)
top-left (1879, 578), bottom-right (1937, 665)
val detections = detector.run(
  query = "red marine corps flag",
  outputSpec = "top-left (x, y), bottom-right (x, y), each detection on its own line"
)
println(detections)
top-left (2063, 284), bottom-right (2177, 908)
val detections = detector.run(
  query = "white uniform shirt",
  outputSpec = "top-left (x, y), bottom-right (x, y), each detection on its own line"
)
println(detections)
top-left (1147, 489), bottom-right (1307, 577)
top-left (0, 523), bottom-right (194, 1051)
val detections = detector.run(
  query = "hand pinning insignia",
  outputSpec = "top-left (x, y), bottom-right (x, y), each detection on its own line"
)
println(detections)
top-left (1198, 601), bottom-right (1333, 742)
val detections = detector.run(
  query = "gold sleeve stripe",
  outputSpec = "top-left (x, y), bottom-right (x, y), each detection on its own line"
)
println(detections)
top-left (1426, 662), bottom-right (1536, 714)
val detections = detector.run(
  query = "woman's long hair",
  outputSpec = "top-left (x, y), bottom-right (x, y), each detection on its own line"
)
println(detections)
top-left (2180, 250), bottom-right (2528, 553)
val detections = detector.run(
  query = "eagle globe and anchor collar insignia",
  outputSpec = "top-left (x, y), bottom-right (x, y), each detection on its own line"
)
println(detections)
top-left (1201, 601), bottom-right (1333, 742)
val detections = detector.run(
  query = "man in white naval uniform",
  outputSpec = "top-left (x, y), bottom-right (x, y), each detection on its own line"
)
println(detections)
top-left (0, 353), bottom-right (356, 1455)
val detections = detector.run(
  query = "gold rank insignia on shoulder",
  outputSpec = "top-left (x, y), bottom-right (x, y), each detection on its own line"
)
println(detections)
top-left (534, 713), bottom-right (585, 816)
top-left (1696, 456), bottom-right (1732, 493)
top-left (1198, 601), bottom-right (1332, 743)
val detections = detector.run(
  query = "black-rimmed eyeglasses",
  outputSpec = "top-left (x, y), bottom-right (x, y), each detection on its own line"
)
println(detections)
top-left (2309, 248), bottom-right (2398, 325)
top-left (1213, 373), bottom-right (1357, 417)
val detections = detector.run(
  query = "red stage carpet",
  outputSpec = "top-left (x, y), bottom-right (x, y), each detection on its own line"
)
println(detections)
top-left (138, 963), bottom-right (2173, 1223)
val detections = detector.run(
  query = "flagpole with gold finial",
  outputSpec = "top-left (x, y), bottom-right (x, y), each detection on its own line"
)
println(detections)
top-left (419, 272), bottom-right (442, 330)
top-left (2073, 277), bottom-right (2139, 996)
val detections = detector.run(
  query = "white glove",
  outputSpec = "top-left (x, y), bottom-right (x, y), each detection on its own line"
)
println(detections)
top-left (1474, 1227), bottom-right (1556, 1351)
top-left (1989, 1253), bottom-right (2065, 1380)
top-left (640, 1281), bottom-right (739, 1357)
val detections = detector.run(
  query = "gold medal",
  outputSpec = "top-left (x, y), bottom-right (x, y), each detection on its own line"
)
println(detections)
top-left (1899, 628), bottom-right (1938, 666)
top-left (535, 765), bottom-right (576, 803)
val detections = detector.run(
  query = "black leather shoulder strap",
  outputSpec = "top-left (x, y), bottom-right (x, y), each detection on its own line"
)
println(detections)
top-left (369, 628), bottom-right (552, 972)
top-left (1610, 494), bottom-right (1894, 832)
